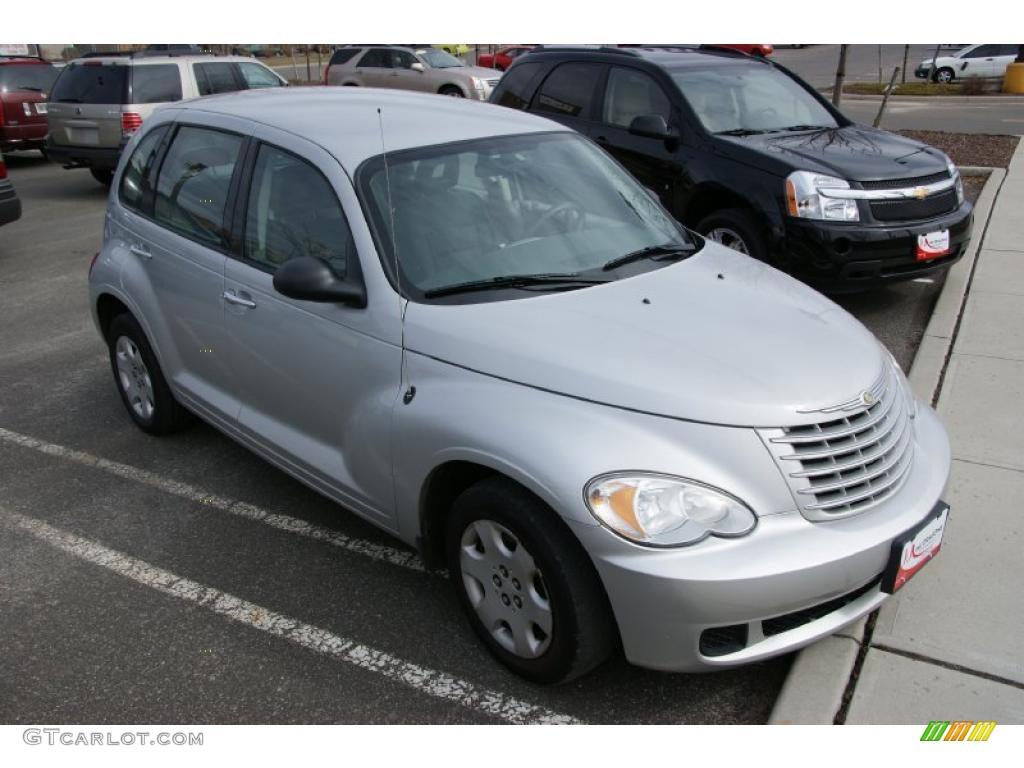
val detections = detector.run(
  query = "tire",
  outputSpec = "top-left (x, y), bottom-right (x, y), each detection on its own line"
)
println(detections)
top-left (446, 476), bottom-right (617, 683)
top-left (107, 313), bottom-right (194, 436)
top-left (439, 85), bottom-right (465, 98)
top-left (933, 67), bottom-right (955, 84)
top-left (695, 207), bottom-right (769, 262)
top-left (90, 168), bottom-right (114, 186)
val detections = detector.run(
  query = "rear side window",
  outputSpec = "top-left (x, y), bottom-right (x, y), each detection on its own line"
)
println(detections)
top-left (532, 62), bottom-right (603, 119)
top-left (154, 126), bottom-right (244, 248)
top-left (51, 63), bottom-right (127, 104)
top-left (0, 64), bottom-right (59, 93)
top-left (194, 63), bottom-right (240, 96)
top-left (964, 45), bottom-right (999, 58)
top-left (602, 67), bottom-right (672, 128)
top-left (119, 125), bottom-right (168, 213)
top-left (358, 49), bottom-right (391, 68)
top-left (244, 144), bottom-right (355, 275)
top-left (237, 62), bottom-right (284, 89)
top-left (130, 64), bottom-right (182, 104)
top-left (493, 62), bottom-right (542, 109)
top-left (329, 48), bottom-right (361, 66)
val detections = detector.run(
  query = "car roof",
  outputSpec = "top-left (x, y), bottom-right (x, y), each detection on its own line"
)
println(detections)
top-left (169, 87), bottom-right (568, 170)
top-left (521, 45), bottom-right (767, 70)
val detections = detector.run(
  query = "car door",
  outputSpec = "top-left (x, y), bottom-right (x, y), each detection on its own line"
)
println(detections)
top-left (353, 48), bottom-right (392, 88)
top-left (121, 115), bottom-right (249, 426)
top-left (386, 48), bottom-right (423, 92)
top-left (959, 44), bottom-right (1001, 77)
top-left (592, 65), bottom-right (680, 208)
top-left (995, 45), bottom-right (1020, 77)
top-left (528, 61), bottom-right (606, 137)
top-left (221, 127), bottom-right (402, 528)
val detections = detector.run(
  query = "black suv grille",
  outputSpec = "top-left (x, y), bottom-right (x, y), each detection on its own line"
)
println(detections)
top-left (859, 170), bottom-right (950, 190)
top-left (870, 189), bottom-right (958, 222)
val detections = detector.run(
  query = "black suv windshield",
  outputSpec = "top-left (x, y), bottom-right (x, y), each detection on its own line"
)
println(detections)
top-left (671, 62), bottom-right (839, 135)
top-left (0, 64), bottom-right (58, 93)
top-left (360, 132), bottom-right (696, 301)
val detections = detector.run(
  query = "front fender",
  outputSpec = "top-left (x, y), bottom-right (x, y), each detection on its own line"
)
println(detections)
top-left (392, 352), bottom-right (796, 545)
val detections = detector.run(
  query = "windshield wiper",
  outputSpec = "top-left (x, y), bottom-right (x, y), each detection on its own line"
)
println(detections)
top-left (775, 124), bottom-right (833, 132)
top-left (714, 128), bottom-right (771, 137)
top-left (423, 273), bottom-right (609, 298)
top-left (601, 244), bottom-right (695, 272)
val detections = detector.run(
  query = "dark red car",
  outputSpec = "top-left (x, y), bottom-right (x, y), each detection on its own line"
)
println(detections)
top-left (714, 44), bottom-right (774, 57)
top-left (0, 56), bottom-right (59, 155)
top-left (478, 45), bottom-right (535, 71)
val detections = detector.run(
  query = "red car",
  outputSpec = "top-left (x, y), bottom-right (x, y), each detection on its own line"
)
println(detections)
top-left (0, 56), bottom-right (59, 155)
top-left (478, 45), bottom-right (535, 71)
top-left (714, 44), bottom-right (774, 57)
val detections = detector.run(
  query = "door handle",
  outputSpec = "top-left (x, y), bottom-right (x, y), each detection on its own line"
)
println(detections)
top-left (222, 291), bottom-right (256, 309)
top-left (129, 245), bottom-right (152, 260)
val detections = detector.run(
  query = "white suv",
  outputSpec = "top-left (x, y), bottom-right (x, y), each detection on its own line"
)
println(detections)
top-left (915, 44), bottom-right (1020, 83)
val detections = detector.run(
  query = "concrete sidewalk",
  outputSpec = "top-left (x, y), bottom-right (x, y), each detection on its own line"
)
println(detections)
top-left (774, 140), bottom-right (1024, 724)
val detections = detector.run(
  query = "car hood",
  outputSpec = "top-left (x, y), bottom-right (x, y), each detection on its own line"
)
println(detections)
top-left (403, 243), bottom-right (886, 428)
top-left (725, 124), bottom-right (949, 182)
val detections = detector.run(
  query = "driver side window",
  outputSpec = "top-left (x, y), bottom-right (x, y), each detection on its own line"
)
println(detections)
top-left (243, 144), bottom-right (355, 275)
top-left (602, 67), bottom-right (672, 129)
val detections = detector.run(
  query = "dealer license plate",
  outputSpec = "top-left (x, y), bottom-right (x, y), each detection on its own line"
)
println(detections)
top-left (916, 230), bottom-right (950, 261)
top-left (882, 504), bottom-right (948, 593)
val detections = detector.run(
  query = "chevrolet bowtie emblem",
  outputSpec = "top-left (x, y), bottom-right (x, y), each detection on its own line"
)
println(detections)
top-left (912, 187), bottom-right (930, 200)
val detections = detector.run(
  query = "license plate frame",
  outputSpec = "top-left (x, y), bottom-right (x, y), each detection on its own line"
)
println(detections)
top-left (881, 502), bottom-right (949, 594)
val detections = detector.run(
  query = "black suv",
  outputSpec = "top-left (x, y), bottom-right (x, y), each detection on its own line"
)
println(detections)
top-left (490, 46), bottom-right (973, 290)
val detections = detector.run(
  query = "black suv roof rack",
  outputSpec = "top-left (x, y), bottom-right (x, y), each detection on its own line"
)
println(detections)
top-left (532, 45), bottom-right (639, 57)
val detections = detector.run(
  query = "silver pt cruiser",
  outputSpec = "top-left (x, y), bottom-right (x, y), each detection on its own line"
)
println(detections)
top-left (89, 88), bottom-right (951, 683)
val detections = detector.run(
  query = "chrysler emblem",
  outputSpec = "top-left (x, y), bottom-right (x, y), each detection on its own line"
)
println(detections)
top-left (912, 186), bottom-right (930, 200)
top-left (861, 391), bottom-right (876, 406)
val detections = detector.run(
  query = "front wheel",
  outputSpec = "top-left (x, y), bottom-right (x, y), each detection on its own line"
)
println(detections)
top-left (695, 207), bottom-right (769, 262)
top-left (90, 168), bottom-right (114, 186)
top-left (446, 477), bottom-right (617, 683)
top-left (933, 67), bottom-right (955, 84)
top-left (439, 85), bottom-right (465, 98)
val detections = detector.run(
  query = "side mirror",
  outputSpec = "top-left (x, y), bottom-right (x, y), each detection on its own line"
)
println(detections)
top-left (628, 114), bottom-right (679, 142)
top-left (273, 256), bottom-right (366, 307)
top-left (410, 62), bottom-right (425, 73)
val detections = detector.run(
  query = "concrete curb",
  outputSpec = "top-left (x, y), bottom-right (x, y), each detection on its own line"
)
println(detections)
top-left (768, 164), bottom-right (1007, 726)
top-left (823, 93), bottom-right (1024, 105)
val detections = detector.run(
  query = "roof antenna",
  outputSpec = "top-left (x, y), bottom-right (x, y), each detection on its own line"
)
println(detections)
top-left (377, 107), bottom-right (414, 404)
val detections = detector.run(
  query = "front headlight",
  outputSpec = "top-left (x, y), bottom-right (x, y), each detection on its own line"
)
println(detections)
top-left (584, 474), bottom-right (756, 547)
top-left (785, 170), bottom-right (860, 222)
top-left (470, 76), bottom-right (486, 90)
top-left (945, 155), bottom-right (964, 206)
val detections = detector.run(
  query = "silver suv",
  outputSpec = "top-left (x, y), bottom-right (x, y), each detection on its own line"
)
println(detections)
top-left (325, 45), bottom-right (501, 100)
top-left (46, 51), bottom-right (285, 185)
top-left (89, 88), bottom-right (951, 683)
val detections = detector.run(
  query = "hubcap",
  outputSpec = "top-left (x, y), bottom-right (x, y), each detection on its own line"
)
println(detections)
top-left (115, 336), bottom-right (155, 420)
top-left (705, 227), bottom-right (750, 255)
top-left (459, 520), bottom-right (553, 659)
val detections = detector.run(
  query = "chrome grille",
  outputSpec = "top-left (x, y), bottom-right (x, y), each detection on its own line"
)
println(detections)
top-left (485, 77), bottom-right (501, 88)
top-left (870, 189), bottom-right (958, 222)
top-left (760, 364), bottom-right (915, 521)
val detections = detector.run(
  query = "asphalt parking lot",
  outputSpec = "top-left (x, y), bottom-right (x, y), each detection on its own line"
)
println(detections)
top-left (0, 152), bottom-right (978, 724)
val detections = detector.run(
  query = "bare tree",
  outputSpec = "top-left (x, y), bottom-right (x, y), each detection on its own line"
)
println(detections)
top-left (832, 45), bottom-right (849, 107)
top-left (926, 43), bottom-right (942, 83)
top-left (902, 45), bottom-right (910, 84)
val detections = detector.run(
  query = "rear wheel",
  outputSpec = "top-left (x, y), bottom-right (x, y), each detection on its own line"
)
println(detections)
top-left (446, 476), bottom-right (617, 683)
top-left (90, 168), bottom-right (114, 186)
top-left (107, 314), bottom-right (194, 436)
top-left (695, 207), bottom-right (769, 262)
top-left (439, 85), bottom-right (465, 98)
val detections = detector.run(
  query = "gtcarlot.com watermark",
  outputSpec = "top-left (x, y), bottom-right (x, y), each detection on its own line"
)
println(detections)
top-left (23, 728), bottom-right (203, 747)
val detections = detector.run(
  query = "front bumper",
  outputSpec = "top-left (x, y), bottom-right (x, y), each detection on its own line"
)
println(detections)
top-left (571, 403), bottom-right (950, 672)
top-left (45, 136), bottom-right (124, 171)
top-left (779, 201), bottom-right (973, 292)
top-left (0, 179), bottom-right (21, 226)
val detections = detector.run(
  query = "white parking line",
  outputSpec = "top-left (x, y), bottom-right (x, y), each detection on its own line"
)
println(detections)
top-left (0, 426), bottom-right (425, 572)
top-left (0, 508), bottom-right (578, 725)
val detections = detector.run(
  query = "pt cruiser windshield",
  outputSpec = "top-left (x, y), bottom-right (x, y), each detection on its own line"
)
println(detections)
top-left (359, 132), bottom-right (696, 300)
